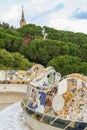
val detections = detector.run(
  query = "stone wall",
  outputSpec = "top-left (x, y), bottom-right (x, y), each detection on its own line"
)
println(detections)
top-left (0, 91), bottom-right (25, 110)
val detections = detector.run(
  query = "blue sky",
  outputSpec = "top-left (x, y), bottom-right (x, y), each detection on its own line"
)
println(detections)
top-left (0, 0), bottom-right (87, 34)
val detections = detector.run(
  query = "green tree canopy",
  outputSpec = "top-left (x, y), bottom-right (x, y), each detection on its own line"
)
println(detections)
top-left (0, 49), bottom-right (34, 70)
top-left (47, 55), bottom-right (87, 76)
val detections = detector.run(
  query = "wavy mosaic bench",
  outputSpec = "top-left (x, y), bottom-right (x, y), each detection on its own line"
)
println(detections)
top-left (0, 64), bottom-right (45, 84)
top-left (21, 66), bottom-right (87, 130)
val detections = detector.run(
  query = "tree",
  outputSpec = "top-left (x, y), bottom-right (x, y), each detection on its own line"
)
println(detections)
top-left (0, 31), bottom-right (22, 52)
top-left (12, 52), bottom-right (34, 69)
top-left (17, 23), bottom-right (42, 38)
top-left (0, 49), bottom-right (34, 70)
top-left (79, 62), bottom-right (87, 75)
top-left (47, 55), bottom-right (81, 76)
top-left (1, 22), bottom-right (9, 29)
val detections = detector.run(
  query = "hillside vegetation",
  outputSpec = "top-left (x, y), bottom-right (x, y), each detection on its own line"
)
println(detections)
top-left (0, 23), bottom-right (87, 76)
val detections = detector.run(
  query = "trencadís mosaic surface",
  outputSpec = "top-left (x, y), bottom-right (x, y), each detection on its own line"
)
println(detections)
top-left (0, 64), bottom-right (44, 84)
top-left (22, 66), bottom-right (87, 130)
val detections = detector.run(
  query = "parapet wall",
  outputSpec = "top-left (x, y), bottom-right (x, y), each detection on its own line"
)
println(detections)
top-left (0, 84), bottom-right (27, 110)
top-left (0, 92), bottom-right (25, 110)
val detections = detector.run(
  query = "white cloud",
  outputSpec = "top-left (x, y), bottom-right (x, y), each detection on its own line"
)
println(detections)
top-left (45, 0), bottom-right (87, 34)
top-left (25, 0), bottom-right (63, 15)
top-left (48, 18), bottom-right (87, 34)
top-left (31, 0), bottom-right (47, 4)
top-left (0, 4), bottom-right (20, 27)
top-left (0, 0), bottom-right (87, 33)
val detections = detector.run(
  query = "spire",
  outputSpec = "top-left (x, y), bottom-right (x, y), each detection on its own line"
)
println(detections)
top-left (21, 6), bottom-right (25, 21)
top-left (20, 6), bottom-right (26, 27)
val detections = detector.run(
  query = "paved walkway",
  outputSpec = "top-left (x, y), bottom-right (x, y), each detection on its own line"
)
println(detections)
top-left (0, 102), bottom-right (31, 130)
